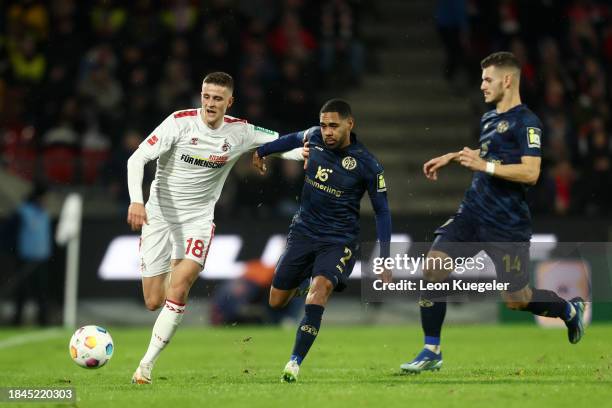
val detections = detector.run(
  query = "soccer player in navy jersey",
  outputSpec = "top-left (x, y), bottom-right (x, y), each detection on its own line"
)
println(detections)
top-left (400, 52), bottom-right (586, 374)
top-left (254, 99), bottom-right (392, 382)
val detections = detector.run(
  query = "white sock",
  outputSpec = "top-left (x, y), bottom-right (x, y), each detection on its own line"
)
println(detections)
top-left (424, 344), bottom-right (441, 354)
top-left (141, 299), bottom-right (186, 366)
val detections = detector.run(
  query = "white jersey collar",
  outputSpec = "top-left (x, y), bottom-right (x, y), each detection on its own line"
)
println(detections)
top-left (198, 108), bottom-right (226, 132)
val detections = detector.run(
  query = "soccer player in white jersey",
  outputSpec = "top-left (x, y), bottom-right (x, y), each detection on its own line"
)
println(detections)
top-left (126, 72), bottom-right (301, 384)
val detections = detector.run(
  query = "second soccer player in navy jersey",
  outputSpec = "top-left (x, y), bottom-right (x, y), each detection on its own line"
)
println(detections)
top-left (400, 52), bottom-right (586, 374)
top-left (254, 99), bottom-right (392, 382)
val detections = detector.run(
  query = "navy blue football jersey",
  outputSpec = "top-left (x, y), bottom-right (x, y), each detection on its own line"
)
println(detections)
top-left (460, 104), bottom-right (542, 235)
top-left (290, 127), bottom-right (387, 243)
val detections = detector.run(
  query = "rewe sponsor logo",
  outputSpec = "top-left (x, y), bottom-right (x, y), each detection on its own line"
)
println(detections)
top-left (180, 153), bottom-right (228, 168)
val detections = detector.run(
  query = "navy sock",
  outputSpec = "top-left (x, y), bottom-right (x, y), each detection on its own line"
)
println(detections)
top-left (524, 288), bottom-right (570, 320)
top-left (290, 304), bottom-right (324, 365)
top-left (419, 291), bottom-right (447, 344)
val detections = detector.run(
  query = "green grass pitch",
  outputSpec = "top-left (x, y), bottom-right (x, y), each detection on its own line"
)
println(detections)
top-left (1, 324), bottom-right (611, 408)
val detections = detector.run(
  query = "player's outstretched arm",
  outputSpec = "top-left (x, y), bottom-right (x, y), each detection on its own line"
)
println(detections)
top-left (252, 131), bottom-right (307, 174)
top-left (367, 165), bottom-right (392, 283)
top-left (458, 148), bottom-right (540, 185)
top-left (127, 202), bottom-right (147, 231)
top-left (253, 146), bottom-right (305, 174)
top-left (126, 149), bottom-right (149, 231)
top-left (125, 113), bottom-right (178, 230)
top-left (423, 151), bottom-right (463, 180)
top-left (256, 132), bottom-right (304, 157)
top-left (278, 147), bottom-right (305, 161)
top-left (371, 194), bottom-right (392, 284)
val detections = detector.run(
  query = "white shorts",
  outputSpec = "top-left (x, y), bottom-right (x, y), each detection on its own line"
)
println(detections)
top-left (139, 214), bottom-right (215, 278)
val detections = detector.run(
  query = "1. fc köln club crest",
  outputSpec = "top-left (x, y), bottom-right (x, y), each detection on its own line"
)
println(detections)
top-left (222, 139), bottom-right (232, 152)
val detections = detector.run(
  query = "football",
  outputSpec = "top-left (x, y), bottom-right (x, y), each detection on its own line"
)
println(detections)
top-left (69, 325), bottom-right (114, 369)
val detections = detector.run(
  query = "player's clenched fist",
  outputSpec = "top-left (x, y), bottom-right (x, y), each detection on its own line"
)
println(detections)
top-left (127, 202), bottom-right (148, 231)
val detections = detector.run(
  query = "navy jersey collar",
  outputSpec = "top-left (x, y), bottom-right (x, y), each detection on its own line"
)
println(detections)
top-left (496, 103), bottom-right (525, 115)
top-left (339, 132), bottom-right (359, 152)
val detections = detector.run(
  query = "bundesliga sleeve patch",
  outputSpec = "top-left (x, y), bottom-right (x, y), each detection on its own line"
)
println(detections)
top-left (146, 135), bottom-right (158, 146)
top-left (527, 127), bottom-right (541, 148)
top-left (377, 172), bottom-right (386, 192)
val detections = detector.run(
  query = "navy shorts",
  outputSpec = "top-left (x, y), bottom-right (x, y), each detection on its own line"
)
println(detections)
top-left (431, 209), bottom-right (531, 292)
top-left (272, 232), bottom-right (358, 292)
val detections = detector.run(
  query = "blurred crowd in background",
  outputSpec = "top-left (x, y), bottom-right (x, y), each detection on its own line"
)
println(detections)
top-left (438, 0), bottom-right (612, 215)
top-left (1, 0), bottom-right (611, 217)
top-left (0, 0), bottom-right (365, 218)
top-left (1, 0), bottom-right (611, 327)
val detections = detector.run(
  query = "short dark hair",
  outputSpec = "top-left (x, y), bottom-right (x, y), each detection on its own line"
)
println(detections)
top-left (320, 98), bottom-right (352, 119)
top-left (480, 52), bottom-right (521, 71)
top-left (203, 72), bottom-right (234, 91)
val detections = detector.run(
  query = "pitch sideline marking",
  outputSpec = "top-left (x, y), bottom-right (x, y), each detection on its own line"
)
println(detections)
top-left (0, 329), bottom-right (64, 350)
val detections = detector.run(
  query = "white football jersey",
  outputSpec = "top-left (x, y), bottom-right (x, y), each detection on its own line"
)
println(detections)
top-left (138, 108), bottom-right (279, 223)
